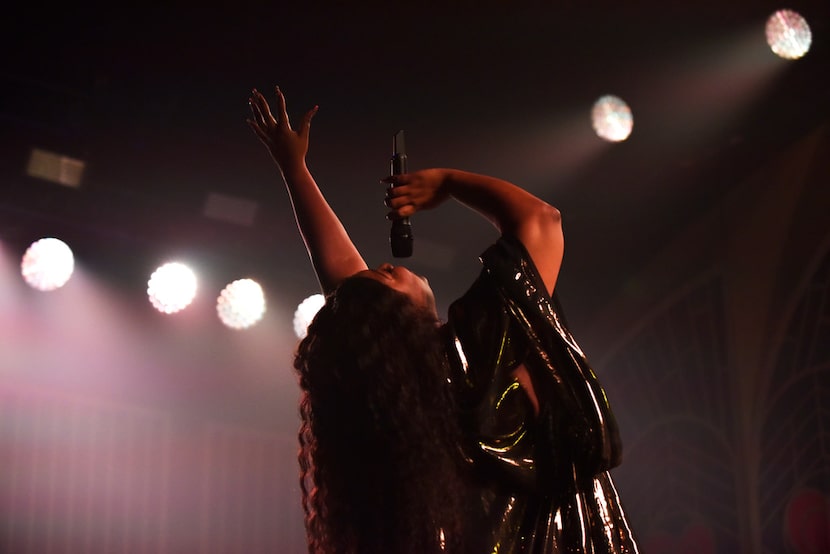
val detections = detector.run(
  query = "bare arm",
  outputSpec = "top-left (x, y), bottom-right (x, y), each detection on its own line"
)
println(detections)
top-left (247, 87), bottom-right (367, 294)
top-left (384, 168), bottom-right (563, 295)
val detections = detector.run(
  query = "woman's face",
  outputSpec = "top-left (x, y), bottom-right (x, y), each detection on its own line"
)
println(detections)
top-left (356, 263), bottom-right (437, 317)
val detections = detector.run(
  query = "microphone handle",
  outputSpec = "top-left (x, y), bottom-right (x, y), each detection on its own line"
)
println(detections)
top-left (390, 130), bottom-right (413, 257)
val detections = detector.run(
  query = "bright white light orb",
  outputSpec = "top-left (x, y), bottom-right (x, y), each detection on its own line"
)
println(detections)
top-left (293, 294), bottom-right (326, 339)
top-left (591, 95), bottom-right (633, 142)
top-left (21, 237), bottom-right (75, 291)
top-left (147, 262), bottom-right (197, 314)
top-left (766, 9), bottom-right (811, 60)
top-left (217, 278), bottom-right (266, 330)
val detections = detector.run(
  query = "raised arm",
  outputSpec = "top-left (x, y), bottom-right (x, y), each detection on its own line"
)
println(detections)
top-left (247, 87), bottom-right (367, 294)
top-left (383, 168), bottom-right (563, 295)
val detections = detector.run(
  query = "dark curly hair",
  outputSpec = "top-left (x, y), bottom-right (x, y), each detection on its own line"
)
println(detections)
top-left (294, 275), bottom-right (470, 553)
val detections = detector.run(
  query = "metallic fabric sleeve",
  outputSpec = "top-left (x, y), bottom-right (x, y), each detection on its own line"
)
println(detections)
top-left (445, 236), bottom-right (638, 553)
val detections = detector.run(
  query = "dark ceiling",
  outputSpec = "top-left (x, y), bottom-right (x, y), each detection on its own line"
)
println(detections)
top-left (2, 1), bottom-right (828, 329)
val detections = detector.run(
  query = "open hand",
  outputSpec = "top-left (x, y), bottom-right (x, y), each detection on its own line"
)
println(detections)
top-left (247, 86), bottom-right (318, 172)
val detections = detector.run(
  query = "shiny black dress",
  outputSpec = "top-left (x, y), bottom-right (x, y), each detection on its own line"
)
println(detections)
top-left (443, 236), bottom-right (639, 553)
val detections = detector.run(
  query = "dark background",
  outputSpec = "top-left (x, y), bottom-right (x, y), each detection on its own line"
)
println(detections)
top-left (2, 1), bottom-right (826, 328)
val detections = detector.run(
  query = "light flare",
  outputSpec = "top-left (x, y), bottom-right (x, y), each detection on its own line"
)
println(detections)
top-left (591, 95), bottom-right (634, 142)
top-left (147, 262), bottom-right (197, 314)
top-left (293, 294), bottom-right (326, 339)
top-left (216, 278), bottom-right (266, 329)
top-left (766, 9), bottom-right (811, 60)
top-left (21, 237), bottom-right (75, 291)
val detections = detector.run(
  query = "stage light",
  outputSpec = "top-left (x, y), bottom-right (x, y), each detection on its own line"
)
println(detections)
top-left (293, 294), bottom-right (325, 339)
top-left (591, 95), bottom-right (633, 142)
top-left (147, 262), bottom-right (197, 314)
top-left (21, 237), bottom-right (75, 291)
top-left (216, 278), bottom-right (266, 329)
top-left (766, 9), bottom-right (811, 60)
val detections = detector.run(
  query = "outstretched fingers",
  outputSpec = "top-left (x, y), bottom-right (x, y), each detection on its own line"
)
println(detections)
top-left (299, 105), bottom-right (319, 139)
top-left (246, 118), bottom-right (267, 142)
top-left (247, 95), bottom-right (263, 127)
top-left (273, 86), bottom-right (291, 129)
top-left (249, 89), bottom-right (272, 126)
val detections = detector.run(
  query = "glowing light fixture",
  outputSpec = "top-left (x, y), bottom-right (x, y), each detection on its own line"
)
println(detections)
top-left (591, 95), bottom-right (633, 142)
top-left (293, 293), bottom-right (326, 339)
top-left (147, 262), bottom-right (197, 314)
top-left (217, 278), bottom-right (266, 329)
top-left (21, 237), bottom-right (75, 291)
top-left (766, 9), bottom-right (811, 60)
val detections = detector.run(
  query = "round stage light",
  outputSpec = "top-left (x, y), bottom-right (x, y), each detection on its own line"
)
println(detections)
top-left (217, 278), bottom-right (266, 330)
top-left (766, 9), bottom-right (811, 60)
top-left (147, 262), bottom-right (197, 314)
top-left (21, 237), bottom-right (75, 291)
top-left (591, 95), bottom-right (633, 142)
top-left (293, 293), bottom-right (326, 339)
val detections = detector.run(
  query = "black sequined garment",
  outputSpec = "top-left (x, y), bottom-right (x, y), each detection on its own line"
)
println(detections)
top-left (443, 236), bottom-right (639, 553)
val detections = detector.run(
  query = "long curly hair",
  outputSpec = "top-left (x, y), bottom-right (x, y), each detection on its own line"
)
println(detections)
top-left (294, 276), bottom-right (470, 553)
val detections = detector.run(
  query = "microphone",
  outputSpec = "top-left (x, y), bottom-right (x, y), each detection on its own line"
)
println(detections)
top-left (390, 130), bottom-right (413, 257)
